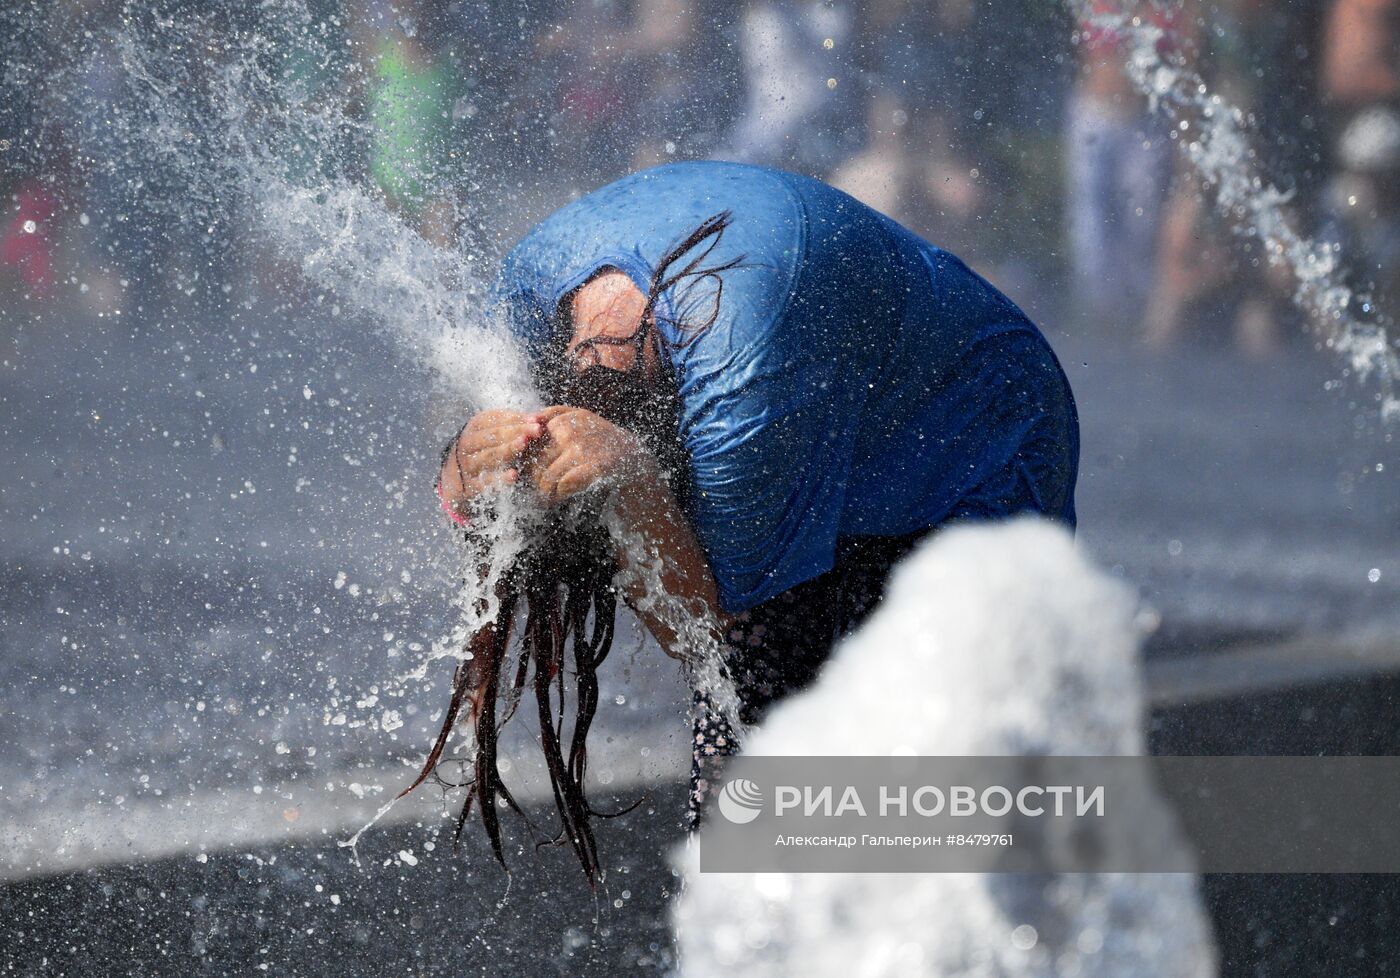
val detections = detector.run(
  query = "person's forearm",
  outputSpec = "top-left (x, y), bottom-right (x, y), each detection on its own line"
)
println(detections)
top-left (610, 465), bottom-right (729, 659)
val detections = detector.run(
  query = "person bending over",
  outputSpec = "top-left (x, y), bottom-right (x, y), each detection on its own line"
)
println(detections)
top-left (421, 161), bottom-right (1079, 880)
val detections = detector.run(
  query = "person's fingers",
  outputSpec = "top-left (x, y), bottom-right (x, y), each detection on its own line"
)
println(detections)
top-left (459, 435), bottom-right (533, 472)
top-left (449, 406), bottom-right (617, 506)
top-left (542, 410), bottom-right (598, 451)
top-left (438, 462), bottom-right (463, 500)
top-left (444, 462), bottom-right (518, 500)
top-left (465, 467), bottom-right (518, 497)
top-left (531, 431), bottom-right (571, 470)
top-left (550, 463), bottom-right (597, 501)
top-left (456, 412), bottom-right (533, 449)
top-left (452, 425), bottom-right (542, 482)
top-left (535, 448), bottom-right (583, 504)
top-left (438, 466), bottom-right (517, 523)
top-left (435, 410), bottom-right (537, 519)
top-left (466, 408), bottom-right (530, 431)
top-left (440, 436), bottom-right (510, 500)
top-left (448, 436), bottom-right (473, 501)
top-left (459, 419), bottom-right (542, 454)
top-left (538, 445), bottom-right (580, 484)
top-left (530, 405), bottom-right (575, 424)
top-left (452, 413), bottom-right (516, 447)
top-left (543, 408), bottom-right (588, 432)
top-left (437, 436), bottom-right (467, 493)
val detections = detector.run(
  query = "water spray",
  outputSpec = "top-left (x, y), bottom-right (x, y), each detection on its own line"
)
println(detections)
top-left (1069, 0), bottom-right (1400, 420)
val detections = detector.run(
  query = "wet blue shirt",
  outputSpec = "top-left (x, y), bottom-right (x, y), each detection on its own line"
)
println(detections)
top-left (491, 162), bottom-right (1078, 613)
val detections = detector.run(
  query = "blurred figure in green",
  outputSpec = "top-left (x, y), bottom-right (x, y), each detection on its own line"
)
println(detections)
top-left (356, 0), bottom-right (454, 245)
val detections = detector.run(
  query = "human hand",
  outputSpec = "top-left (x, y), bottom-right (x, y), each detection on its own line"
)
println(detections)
top-left (529, 405), bottom-right (656, 505)
top-left (437, 409), bottom-right (544, 520)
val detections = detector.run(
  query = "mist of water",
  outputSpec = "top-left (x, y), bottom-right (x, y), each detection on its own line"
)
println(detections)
top-left (7, 0), bottom-right (744, 858)
top-left (1070, 0), bottom-right (1400, 420)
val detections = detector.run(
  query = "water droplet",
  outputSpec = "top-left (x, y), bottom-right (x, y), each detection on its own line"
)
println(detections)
top-left (1077, 927), bottom-right (1104, 954)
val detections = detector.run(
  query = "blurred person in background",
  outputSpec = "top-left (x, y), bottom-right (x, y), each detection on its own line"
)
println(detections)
top-left (536, 1), bottom-right (636, 184)
top-left (248, 8), bottom-right (352, 301)
top-left (356, 0), bottom-right (457, 247)
top-left (1323, 0), bottom-right (1399, 110)
top-left (1065, 0), bottom-right (1185, 333)
top-left (619, 0), bottom-right (735, 170)
top-left (431, 0), bottom-right (561, 233)
top-left (0, 142), bottom-right (59, 303)
top-left (0, 5), bottom-right (58, 305)
top-left (715, 0), bottom-right (863, 178)
top-left (1320, 0), bottom-right (1400, 311)
top-left (535, 0), bottom-right (734, 176)
top-left (60, 4), bottom-right (235, 314)
top-left (3, 0), bottom-right (117, 312)
top-left (1143, 0), bottom-right (1292, 354)
top-left (835, 0), bottom-right (1074, 306)
top-left (1320, 105), bottom-right (1400, 310)
top-left (829, 0), bottom-right (985, 255)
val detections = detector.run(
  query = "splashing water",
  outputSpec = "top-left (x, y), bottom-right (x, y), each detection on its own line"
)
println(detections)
top-left (13, 0), bottom-right (1383, 887)
top-left (1069, 0), bottom-right (1400, 420)
top-left (602, 505), bottom-right (744, 731)
top-left (675, 519), bottom-right (1218, 978)
top-left (8, 0), bottom-right (744, 858)
top-left (109, 5), bottom-right (534, 407)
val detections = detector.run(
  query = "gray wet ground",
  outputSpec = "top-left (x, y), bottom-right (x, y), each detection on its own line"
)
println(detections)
top-left (4, 290), bottom-right (1400, 974)
top-left (4, 784), bottom-right (692, 978)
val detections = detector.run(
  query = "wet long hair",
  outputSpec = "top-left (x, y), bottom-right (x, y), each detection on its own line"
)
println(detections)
top-left (403, 212), bottom-right (741, 884)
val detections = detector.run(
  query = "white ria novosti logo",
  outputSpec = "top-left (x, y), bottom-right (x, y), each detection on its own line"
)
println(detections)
top-left (717, 778), bottom-right (764, 824)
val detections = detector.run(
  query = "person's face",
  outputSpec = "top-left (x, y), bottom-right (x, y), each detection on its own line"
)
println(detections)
top-left (566, 269), bottom-right (663, 379)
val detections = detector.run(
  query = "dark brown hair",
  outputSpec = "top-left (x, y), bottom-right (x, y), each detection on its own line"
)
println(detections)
top-left (405, 213), bottom-right (740, 885)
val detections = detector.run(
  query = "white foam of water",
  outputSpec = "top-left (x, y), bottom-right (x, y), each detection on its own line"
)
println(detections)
top-left (673, 519), bottom-right (1217, 978)
top-left (1070, 0), bottom-right (1400, 419)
